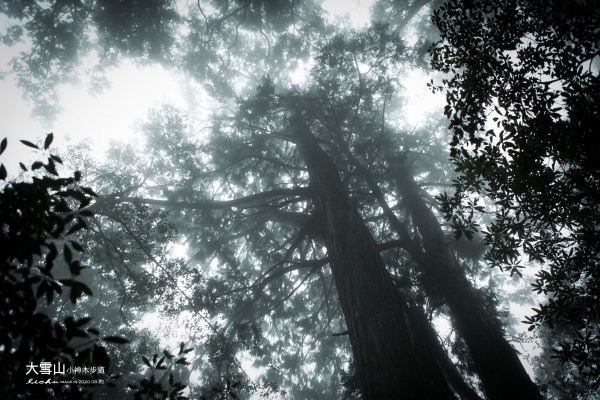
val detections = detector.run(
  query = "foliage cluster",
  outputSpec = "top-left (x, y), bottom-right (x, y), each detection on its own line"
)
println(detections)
top-left (430, 0), bottom-right (600, 393)
top-left (0, 134), bottom-right (109, 399)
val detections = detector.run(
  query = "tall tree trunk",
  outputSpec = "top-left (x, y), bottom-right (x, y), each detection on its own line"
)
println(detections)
top-left (397, 171), bottom-right (543, 400)
top-left (291, 116), bottom-right (455, 400)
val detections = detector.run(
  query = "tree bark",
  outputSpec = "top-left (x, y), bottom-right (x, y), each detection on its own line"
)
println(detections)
top-left (397, 171), bottom-right (543, 400)
top-left (292, 116), bottom-right (455, 400)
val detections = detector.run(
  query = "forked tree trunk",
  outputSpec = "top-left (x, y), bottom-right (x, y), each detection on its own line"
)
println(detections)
top-left (292, 116), bottom-right (455, 399)
top-left (397, 171), bottom-right (543, 400)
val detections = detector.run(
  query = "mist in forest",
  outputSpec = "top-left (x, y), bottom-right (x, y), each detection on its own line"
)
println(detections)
top-left (1, 1), bottom-right (598, 399)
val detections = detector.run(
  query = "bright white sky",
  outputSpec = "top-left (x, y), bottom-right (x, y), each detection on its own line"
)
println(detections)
top-left (0, 60), bottom-right (188, 176)
top-left (322, 0), bottom-right (373, 27)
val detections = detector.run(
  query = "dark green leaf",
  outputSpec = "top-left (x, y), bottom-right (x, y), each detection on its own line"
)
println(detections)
top-left (45, 160), bottom-right (58, 176)
top-left (69, 286), bottom-right (81, 304)
top-left (76, 317), bottom-right (93, 326)
top-left (71, 241), bottom-right (84, 252)
top-left (142, 355), bottom-right (152, 367)
top-left (79, 281), bottom-right (93, 296)
top-left (79, 209), bottom-right (94, 217)
top-left (69, 260), bottom-right (81, 275)
top-left (67, 220), bottom-right (86, 235)
top-left (82, 187), bottom-right (98, 196)
top-left (88, 327), bottom-right (100, 336)
top-left (93, 344), bottom-right (111, 369)
top-left (64, 244), bottom-right (73, 264)
top-left (20, 139), bottom-right (39, 149)
top-left (102, 336), bottom-right (130, 344)
top-left (44, 133), bottom-right (54, 149)
top-left (60, 279), bottom-right (92, 303)
top-left (59, 279), bottom-right (75, 287)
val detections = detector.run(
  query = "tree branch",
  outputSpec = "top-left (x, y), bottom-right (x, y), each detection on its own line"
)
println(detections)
top-left (120, 187), bottom-right (310, 211)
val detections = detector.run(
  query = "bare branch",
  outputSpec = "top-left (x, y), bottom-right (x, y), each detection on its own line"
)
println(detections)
top-left (120, 187), bottom-right (310, 211)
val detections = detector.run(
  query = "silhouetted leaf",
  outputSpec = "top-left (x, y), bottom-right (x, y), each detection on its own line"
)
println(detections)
top-left (64, 244), bottom-right (73, 264)
top-left (76, 317), bottom-right (92, 326)
top-left (20, 139), bottom-right (38, 149)
top-left (93, 344), bottom-right (111, 369)
top-left (69, 260), bottom-right (81, 275)
top-left (103, 336), bottom-right (130, 344)
top-left (44, 133), bottom-right (53, 149)
top-left (142, 355), bottom-right (152, 367)
top-left (67, 219), bottom-right (86, 235)
top-left (70, 241), bottom-right (84, 252)
top-left (44, 159), bottom-right (58, 175)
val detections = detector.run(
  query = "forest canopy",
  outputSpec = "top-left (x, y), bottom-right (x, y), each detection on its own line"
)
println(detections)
top-left (1, 0), bottom-right (598, 399)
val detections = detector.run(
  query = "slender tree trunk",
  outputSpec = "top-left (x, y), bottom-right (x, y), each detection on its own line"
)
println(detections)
top-left (397, 171), bottom-right (543, 400)
top-left (291, 116), bottom-right (455, 400)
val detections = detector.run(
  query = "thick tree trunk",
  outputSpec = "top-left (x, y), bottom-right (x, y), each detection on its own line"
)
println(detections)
top-left (291, 117), bottom-right (455, 400)
top-left (397, 171), bottom-right (543, 400)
